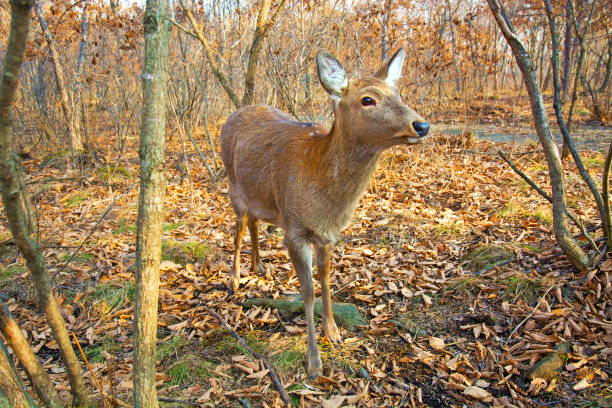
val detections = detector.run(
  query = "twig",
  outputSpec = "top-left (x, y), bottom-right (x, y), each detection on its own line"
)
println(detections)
top-left (26, 176), bottom-right (87, 185)
top-left (52, 182), bottom-right (137, 280)
top-left (204, 305), bottom-right (293, 407)
top-left (499, 149), bottom-right (599, 253)
top-left (73, 332), bottom-right (130, 407)
top-left (72, 332), bottom-right (103, 393)
top-left (158, 397), bottom-right (201, 406)
top-left (185, 121), bottom-right (215, 181)
top-left (539, 237), bottom-right (607, 263)
top-left (505, 285), bottom-right (555, 344)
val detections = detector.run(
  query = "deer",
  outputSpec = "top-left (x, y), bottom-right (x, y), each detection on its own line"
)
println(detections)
top-left (220, 49), bottom-right (430, 379)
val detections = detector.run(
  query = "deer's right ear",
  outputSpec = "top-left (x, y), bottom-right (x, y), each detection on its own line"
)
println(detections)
top-left (316, 51), bottom-right (347, 100)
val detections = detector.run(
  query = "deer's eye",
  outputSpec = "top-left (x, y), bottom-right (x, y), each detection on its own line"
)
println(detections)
top-left (361, 96), bottom-right (375, 106)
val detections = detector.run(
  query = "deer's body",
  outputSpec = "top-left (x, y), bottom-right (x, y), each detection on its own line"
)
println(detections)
top-left (221, 50), bottom-right (429, 378)
top-left (222, 105), bottom-right (381, 245)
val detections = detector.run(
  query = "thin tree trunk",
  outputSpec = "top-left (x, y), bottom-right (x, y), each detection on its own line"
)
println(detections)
top-left (177, 0), bottom-right (242, 109)
top-left (599, 37), bottom-right (612, 92)
top-left (0, 301), bottom-right (64, 407)
top-left (0, 1), bottom-right (89, 406)
top-left (561, 0), bottom-right (572, 101)
top-left (565, 0), bottom-right (596, 140)
top-left (242, 0), bottom-right (287, 106)
top-left (133, 0), bottom-right (171, 406)
top-left (73, 1), bottom-right (88, 150)
top-left (381, 0), bottom-right (393, 61)
top-left (446, 0), bottom-right (461, 93)
top-left (34, 0), bottom-right (82, 151)
top-left (486, 0), bottom-right (589, 272)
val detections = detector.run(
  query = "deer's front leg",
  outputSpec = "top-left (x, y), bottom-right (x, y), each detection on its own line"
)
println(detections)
top-left (315, 244), bottom-right (341, 344)
top-left (286, 237), bottom-right (321, 379)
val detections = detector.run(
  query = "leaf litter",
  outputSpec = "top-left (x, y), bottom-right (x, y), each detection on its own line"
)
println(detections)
top-left (0, 126), bottom-right (610, 407)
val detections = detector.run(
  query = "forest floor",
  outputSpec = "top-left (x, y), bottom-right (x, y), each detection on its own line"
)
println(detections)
top-left (0, 104), bottom-right (611, 407)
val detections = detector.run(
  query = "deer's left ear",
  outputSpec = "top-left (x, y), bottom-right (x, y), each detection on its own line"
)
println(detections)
top-left (373, 48), bottom-right (405, 87)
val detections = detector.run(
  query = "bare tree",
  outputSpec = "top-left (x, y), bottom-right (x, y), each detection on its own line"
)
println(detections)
top-left (34, 0), bottom-right (83, 152)
top-left (0, 0), bottom-right (89, 406)
top-left (133, 0), bottom-right (171, 406)
top-left (486, 0), bottom-right (590, 271)
top-left (177, 0), bottom-right (287, 108)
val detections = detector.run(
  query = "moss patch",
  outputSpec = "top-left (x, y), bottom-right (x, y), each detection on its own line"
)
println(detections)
top-left (462, 245), bottom-right (514, 272)
top-left (161, 240), bottom-right (212, 265)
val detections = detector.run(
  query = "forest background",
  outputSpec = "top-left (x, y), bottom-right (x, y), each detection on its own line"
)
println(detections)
top-left (0, 0), bottom-right (610, 407)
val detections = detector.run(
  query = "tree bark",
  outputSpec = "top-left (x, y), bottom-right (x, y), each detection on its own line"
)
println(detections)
top-left (0, 1), bottom-right (89, 406)
top-left (561, 0), bottom-right (572, 101)
top-left (0, 301), bottom-right (64, 407)
top-left (242, 0), bottom-right (287, 106)
top-left (599, 37), bottom-right (612, 92)
top-left (486, 0), bottom-right (589, 272)
top-left (133, 0), bottom-right (171, 406)
top-left (381, 0), bottom-right (393, 61)
top-left (34, 0), bottom-right (82, 151)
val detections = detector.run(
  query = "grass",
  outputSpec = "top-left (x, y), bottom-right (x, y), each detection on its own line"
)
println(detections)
top-left (496, 202), bottom-right (553, 226)
top-left (462, 245), bottom-right (515, 271)
top-left (0, 265), bottom-right (25, 287)
top-left (161, 240), bottom-right (212, 265)
top-left (500, 274), bottom-right (543, 304)
top-left (87, 281), bottom-right (135, 314)
top-left (431, 221), bottom-right (464, 238)
top-left (60, 252), bottom-right (95, 264)
top-left (163, 222), bottom-right (184, 232)
top-left (157, 335), bottom-right (188, 361)
top-left (113, 218), bottom-right (136, 235)
top-left (84, 335), bottom-right (117, 364)
top-left (446, 275), bottom-right (485, 297)
top-left (66, 192), bottom-right (88, 207)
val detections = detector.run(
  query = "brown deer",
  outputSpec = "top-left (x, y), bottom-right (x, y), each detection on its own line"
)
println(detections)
top-left (221, 49), bottom-right (429, 378)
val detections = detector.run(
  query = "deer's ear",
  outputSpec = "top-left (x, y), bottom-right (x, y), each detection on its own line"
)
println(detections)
top-left (317, 51), bottom-right (348, 99)
top-left (373, 48), bottom-right (405, 87)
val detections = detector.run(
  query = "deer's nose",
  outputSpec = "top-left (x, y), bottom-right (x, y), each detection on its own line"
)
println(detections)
top-left (413, 122), bottom-right (430, 138)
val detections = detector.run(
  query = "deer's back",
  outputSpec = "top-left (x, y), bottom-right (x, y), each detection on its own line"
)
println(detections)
top-left (221, 105), bottom-right (329, 230)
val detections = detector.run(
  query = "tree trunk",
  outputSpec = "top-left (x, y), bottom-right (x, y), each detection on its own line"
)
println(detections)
top-left (486, 0), bottom-right (589, 272)
top-left (133, 0), bottom-right (171, 407)
top-left (34, 0), bottom-right (82, 151)
top-left (0, 1), bottom-right (89, 406)
top-left (561, 0), bottom-right (572, 101)
top-left (599, 37), bottom-right (612, 92)
top-left (381, 0), bottom-right (393, 61)
top-left (242, 0), bottom-right (287, 106)
top-left (0, 301), bottom-right (64, 407)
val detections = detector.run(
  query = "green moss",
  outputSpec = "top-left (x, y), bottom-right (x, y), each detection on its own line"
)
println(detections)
top-left (583, 156), bottom-right (604, 168)
top-left (161, 240), bottom-right (212, 265)
top-left (95, 165), bottom-right (132, 181)
top-left (66, 192), bottom-right (88, 207)
top-left (61, 252), bottom-right (95, 264)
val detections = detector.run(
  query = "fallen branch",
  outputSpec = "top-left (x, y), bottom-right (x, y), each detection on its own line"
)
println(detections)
top-left (204, 305), bottom-right (293, 407)
top-left (506, 285), bottom-right (556, 344)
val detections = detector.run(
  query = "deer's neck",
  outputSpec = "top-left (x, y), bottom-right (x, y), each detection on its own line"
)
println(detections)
top-left (308, 122), bottom-right (381, 223)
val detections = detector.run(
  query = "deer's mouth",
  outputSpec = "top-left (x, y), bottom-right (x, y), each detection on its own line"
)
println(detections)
top-left (397, 135), bottom-right (427, 145)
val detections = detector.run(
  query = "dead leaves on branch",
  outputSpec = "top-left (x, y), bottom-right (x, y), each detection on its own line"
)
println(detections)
top-left (0, 134), bottom-right (610, 406)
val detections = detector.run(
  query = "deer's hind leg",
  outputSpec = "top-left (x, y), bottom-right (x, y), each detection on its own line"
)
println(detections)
top-left (228, 192), bottom-right (248, 295)
top-left (247, 215), bottom-right (265, 275)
